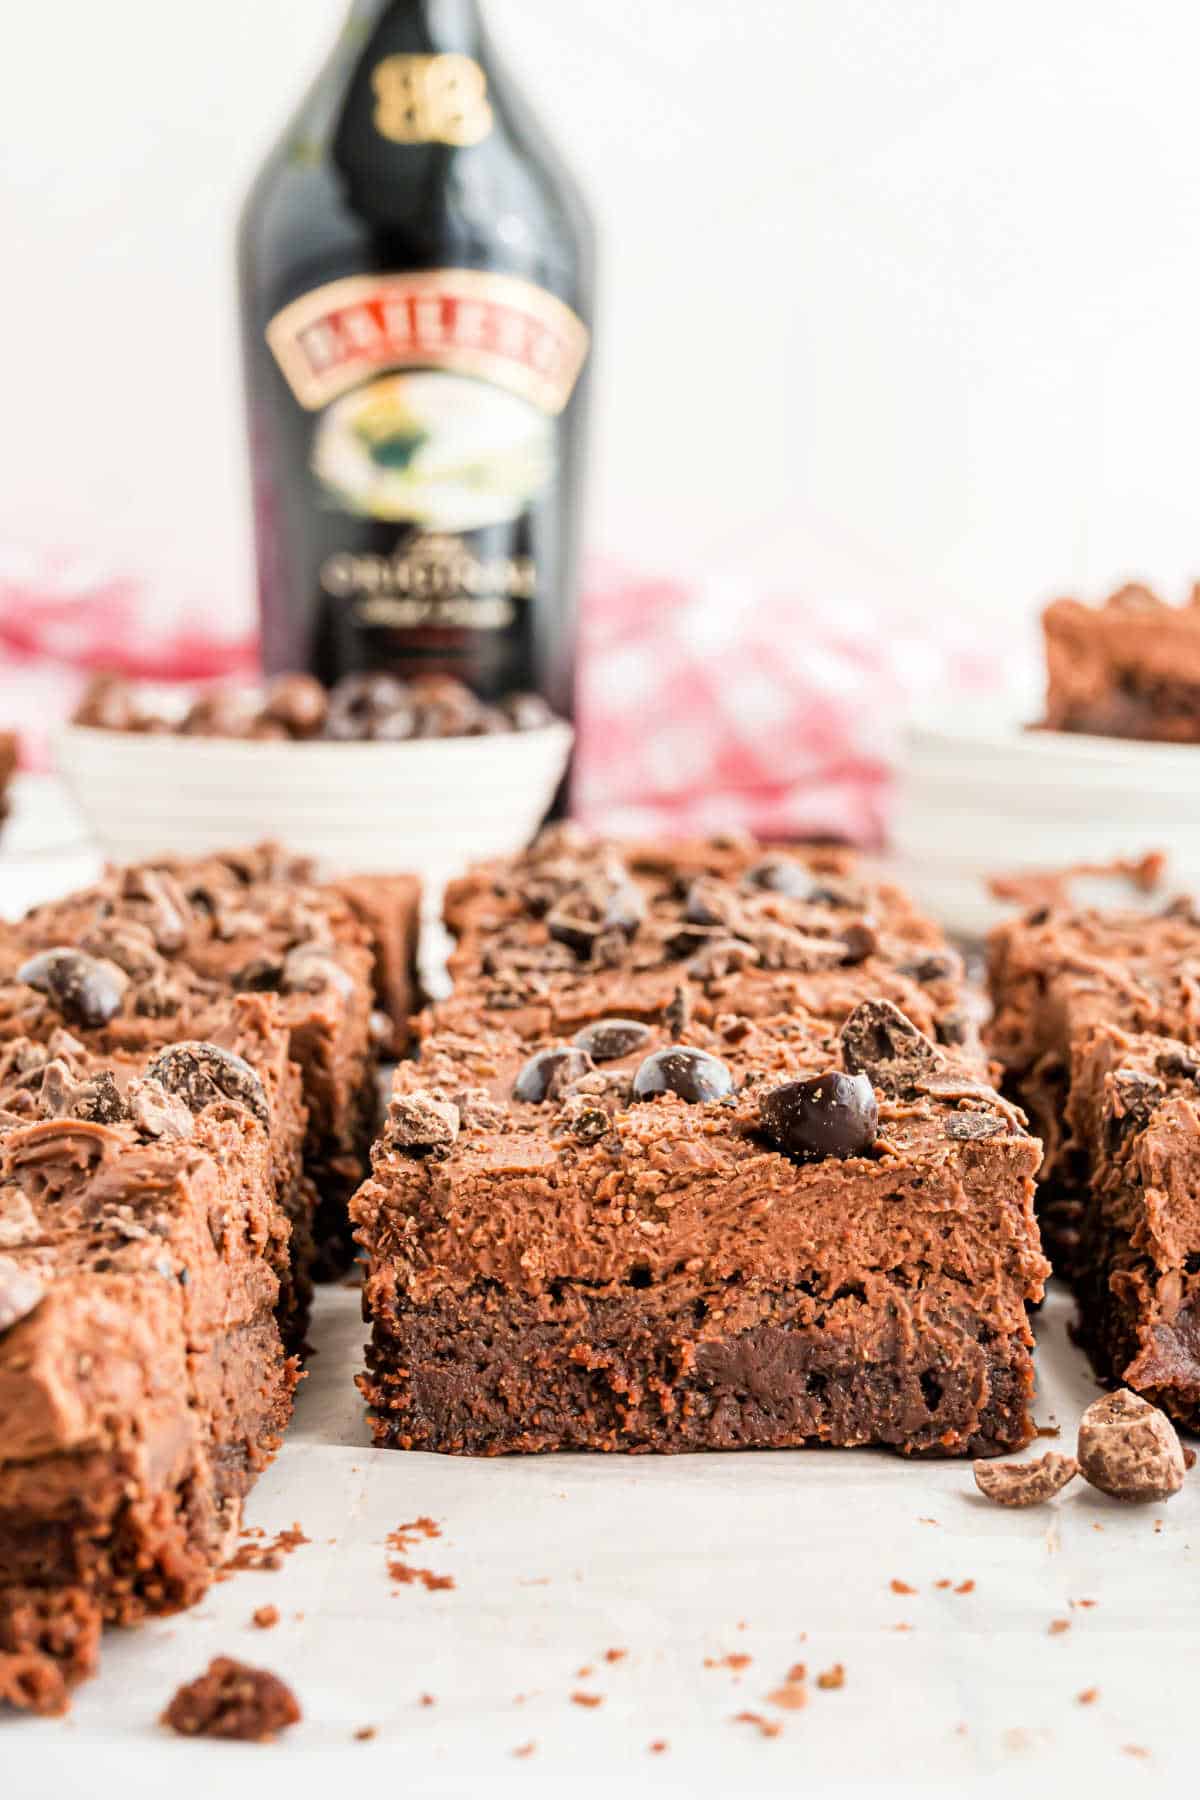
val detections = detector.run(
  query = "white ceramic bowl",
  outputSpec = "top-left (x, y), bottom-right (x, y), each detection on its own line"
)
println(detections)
top-left (55, 720), bottom-right (573, 887)
top-left (893, 705), bottom-right (1200, 938)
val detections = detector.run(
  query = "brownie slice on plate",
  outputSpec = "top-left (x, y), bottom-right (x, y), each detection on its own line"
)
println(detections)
top-left (1041, 582), bottom-right (1200, 743)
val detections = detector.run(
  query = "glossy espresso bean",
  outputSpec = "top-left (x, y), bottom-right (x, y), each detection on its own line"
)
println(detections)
top-left (572, 1019), bottom-right (654, 1063)
top-left (144, 1041), bottom-right (270, 1126)
top-left (759, 1071), bottom-right (879, 1161)
top-left (513, 1046), bottom-right (594, 1103)
top-left (631, 1046), bottom-right (734, 1104)
top-left (17, 948), bottom-right (128, 1030)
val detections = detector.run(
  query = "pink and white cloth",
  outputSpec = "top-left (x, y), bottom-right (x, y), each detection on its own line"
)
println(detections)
top-left (0, 547), bottom-right (1002, 845)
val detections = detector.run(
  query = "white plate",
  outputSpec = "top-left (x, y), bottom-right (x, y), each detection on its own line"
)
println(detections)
top-left (894, 706), bottom-right (1200, 937)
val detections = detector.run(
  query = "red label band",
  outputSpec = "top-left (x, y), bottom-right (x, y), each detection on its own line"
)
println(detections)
top-left (267, 270), bottom-right (589, 416)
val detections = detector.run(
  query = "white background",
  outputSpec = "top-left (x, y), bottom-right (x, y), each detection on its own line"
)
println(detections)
top-left (3, 0), bottom-right (1200, 631)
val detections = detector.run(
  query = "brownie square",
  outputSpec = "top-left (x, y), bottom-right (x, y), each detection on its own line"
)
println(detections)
top-left (435, 828), bottom-right (976, 1057)
top-left (353, 1002), bottom-right (1046, 1459)
top-left (0, 1003), bottom-right (303, 1709)
top-left (1041, 583), bottom-right (1200, 743)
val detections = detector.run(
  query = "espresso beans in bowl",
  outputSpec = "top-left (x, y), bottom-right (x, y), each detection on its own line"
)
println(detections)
top-left (59, 673), bottom-right (572, 878)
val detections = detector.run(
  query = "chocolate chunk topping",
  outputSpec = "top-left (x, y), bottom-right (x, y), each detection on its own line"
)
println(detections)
top-left (513, 1047), bottom-right (594, 1104)
top-left (973, 1452), bottom-right (1079, 1507)
top-left (553, 1094), bottom-right (612, 1144)
top-left (280, 944), bottom-right (354, 999)
top-left (686, 938), bottom-right (759, 981)
top-left (572, 1019), bottom-right (654, 1063)
top-left (16, 949), bottom-right (129, 1031)
top-left (683, 878), bottom-right (741, 929)
top-left (759, 1072), bottom-right (879, 1161)
top-left (664, 986), bottom-right (693, 1037)
top-left (0, 1255), bottom-right (44, 1334)
top-left (385, 1090), bottom-right (460, 1155)
top-left (1105, 1068), bottom-right (1166, 1146)
top-left (944, 1113), bottom-right (1005, 1141)
top-left (546, 877), bottom-right (644, 959)
top-left (143, 1042), bottom-right (269, 1126)
top-left (1077, 1390), bottom-right (1186, 1503)
top-left (125, 1077), bottom-right (195, 1141)
top-left (901, 951), bottom-right (959, 985)
top-left (839, 1000), bottom-right (939, 1094)
top-left (742, 858), bottom-right (814, 899)
top-left (631, 1047), bottom-right (734, 1104)
top-left (38, 1062), bottom-right (126, 1125)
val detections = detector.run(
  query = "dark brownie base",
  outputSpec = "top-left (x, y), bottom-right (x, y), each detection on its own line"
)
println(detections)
top-left (359, 1283), bottom-right (1036, 1460)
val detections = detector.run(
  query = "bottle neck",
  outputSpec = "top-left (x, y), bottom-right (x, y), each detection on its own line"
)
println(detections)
top-left (346, 0), bottom-right (484, 52)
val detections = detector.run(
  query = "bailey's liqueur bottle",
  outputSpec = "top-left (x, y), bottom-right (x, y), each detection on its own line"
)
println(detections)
top-left (238, 0), bottom-right (594, 718)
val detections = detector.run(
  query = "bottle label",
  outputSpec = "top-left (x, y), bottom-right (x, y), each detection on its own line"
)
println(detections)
top-left (264, 270), bottom-right (587, 661)
top-left (370, 53), bottom-right (494, 146)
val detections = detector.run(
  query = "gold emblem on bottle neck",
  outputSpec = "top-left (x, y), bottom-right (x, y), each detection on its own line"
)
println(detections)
top-left (371, 53), bottom-right (494, 147)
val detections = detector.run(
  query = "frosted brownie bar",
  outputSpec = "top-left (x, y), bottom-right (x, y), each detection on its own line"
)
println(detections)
top-left (354, 1000), bottom-right (1046, 1458)
top-left (0, 1000), bottom-right (304, 1713)
top-left (434, 827), bottom-right (976, 1056)
top-left (989, 898), bottom-right (1200, 1416)
top-left (13, 845), bottom-right (406, 1273)
top-left (1042, 583), bottom-right (1200, 743)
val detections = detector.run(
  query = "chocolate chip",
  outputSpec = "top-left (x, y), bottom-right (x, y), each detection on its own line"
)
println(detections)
top-left (759, 1071), bottom-right (879, 1161)
top-left (324, 672), bottom-right (416, 741)
top-left (1076, 1390), bottom-right (1186, 1503)
top-left (631, 1047), bottom-right (734, 1104)
top-left (554, 1095), bottom-right (612, 1144)
top-left (572, 1019), bottom-right (654, 1063)
top-left (840, 920), bottom-right (879, 966)
top-left (839, 1000), bottom-right (939, 1094)
top-left (513, 1047), bottom-right (594, 1104)
top-left (17, 949), bottom-right (129, 1030)
top-left (944, 1113), bottom-right (1005, 1141)
top-left (384, 1090), bottom-right (460, 1155)
top-left (547, 878), bottom-right (644, 959)
top-left (0, 1255), bottom-right (44, 1334)
top-left (143, 1042), bottom-right (269, 1126)
top-left (1156, 1050), bottom-right (1200, 1082)
top-left (973, 1452), bottom-right (1080, 1507)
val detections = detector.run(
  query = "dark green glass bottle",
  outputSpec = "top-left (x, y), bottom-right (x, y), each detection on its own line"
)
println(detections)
top-left (238, 0), bottom-right (594, 721)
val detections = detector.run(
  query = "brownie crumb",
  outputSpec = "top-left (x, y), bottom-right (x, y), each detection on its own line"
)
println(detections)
top-left (603, 1647), bottom-right (627, 1663)
top-left (386, 1517), bottom-right (453, 1591)
top-left (512, 1741), bottom-right (537, 1758)
top-left (571, 1691), bottom-right (603, 1708)
top-left (787, 1662), bottom-right (807, 1682)
top-left (733, 1710), bottom-right (781, 1739)
top-left (354, 1726), bottom-right (377, 1741)
top-left (252, 1605), bottom-right (280, 1630)
top-left (817, 1663), bottom-right (846, 1691)
top-left (223, 1523), bottom-right (311, 1575)
top-left (935, 1579), bottom-right (951, 1590)
top-left (419, 1693), bottom-right (436, 1707)
top-left (704, 1651), bottom-right (752, 1672)
top-left (1049, 1619), bottom-right (1071, 1636)
top-left (1122, 1746), bottom-right (1151, 1759)
top-left (1077, 1687), bottom-right (1099, 1706)
top-left (161, 1657), bottom-right (301, 1741)
top-left (0, 1652), bottom-right (69, 1718)
top-left (890, 1579), bottom-right (917, 1595)
top-left (648, 1739), bottom-right (668, 1754)
top-left (955, 1581), bottom-right (975, 1596)
top-left (767, 1682), bottom-right (808, 1711)
top-left (576, 1664), bottom-right (594, 1678)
